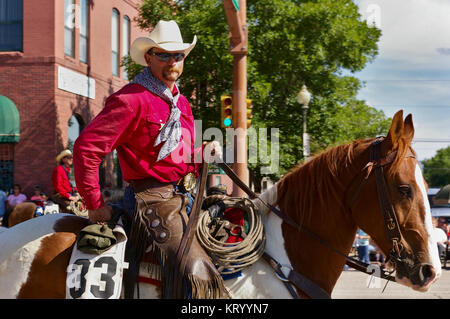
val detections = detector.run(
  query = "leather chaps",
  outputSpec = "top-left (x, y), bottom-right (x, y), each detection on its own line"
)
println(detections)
top-left (123, 185), bottom-right (227, 299)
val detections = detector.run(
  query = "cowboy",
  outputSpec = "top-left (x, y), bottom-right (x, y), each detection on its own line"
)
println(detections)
top-left (73, 20), bottom-right (223, 298)
top-left (73, 19), bottom-right (220, 223)
top-left (52, 149), bottom-right (79, 213)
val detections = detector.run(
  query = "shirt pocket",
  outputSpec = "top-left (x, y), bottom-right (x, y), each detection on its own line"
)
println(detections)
top-left (145, 114), bottom-right (166, 139)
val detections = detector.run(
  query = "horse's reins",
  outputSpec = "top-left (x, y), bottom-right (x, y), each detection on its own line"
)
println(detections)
top-left (172, 160), bottom-right (209, 297)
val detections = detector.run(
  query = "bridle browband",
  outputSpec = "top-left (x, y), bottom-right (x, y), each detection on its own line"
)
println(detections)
top-left (217, 137), bottom-right (419, 298)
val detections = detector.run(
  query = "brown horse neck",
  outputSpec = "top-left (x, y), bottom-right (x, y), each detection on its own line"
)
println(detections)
top-left (278, 141), bottom-right (373, 295)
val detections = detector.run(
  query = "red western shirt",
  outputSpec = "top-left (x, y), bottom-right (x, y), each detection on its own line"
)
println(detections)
top-left (52, 165), bottom-right (75, 199)
top-left (73, 83), bottom-right (202, 210)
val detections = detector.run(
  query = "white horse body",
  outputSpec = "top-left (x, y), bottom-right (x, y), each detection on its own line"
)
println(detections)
top-left (0, 214), bottom-right (71, 298)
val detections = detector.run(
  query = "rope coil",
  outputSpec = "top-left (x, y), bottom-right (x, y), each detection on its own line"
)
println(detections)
top-left (196, 197), bottom-right (266, 275)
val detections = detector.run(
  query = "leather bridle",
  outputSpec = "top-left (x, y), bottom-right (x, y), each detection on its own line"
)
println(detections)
top-left (353, 138), bottom-right (421, 279)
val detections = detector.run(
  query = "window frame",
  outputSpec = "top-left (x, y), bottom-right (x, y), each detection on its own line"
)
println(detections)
top-left (111, 8), bottom-right (120, 76)
top-left (79, 0), bottom-right (89, 63)
top-left (0, 0), bottom-right (24, 52)
top-left (64, 0), bottom-right (75, 57)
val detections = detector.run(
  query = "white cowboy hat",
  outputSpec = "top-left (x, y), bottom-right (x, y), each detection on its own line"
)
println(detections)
top-left (130, 20), bottom-right (197, 66)
top-left (56, 149), bottom-right (72, 163)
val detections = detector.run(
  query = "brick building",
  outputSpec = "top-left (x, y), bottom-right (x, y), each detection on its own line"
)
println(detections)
top-left (0, 0), bottom-right (146, 196)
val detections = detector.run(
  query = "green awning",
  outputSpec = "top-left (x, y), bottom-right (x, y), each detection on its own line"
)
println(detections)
top-left (0, 95), bottom-right (20, 143)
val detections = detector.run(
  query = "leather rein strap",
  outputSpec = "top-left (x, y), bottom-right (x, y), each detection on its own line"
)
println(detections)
top-left (173, 161), bottom-right (209, 297)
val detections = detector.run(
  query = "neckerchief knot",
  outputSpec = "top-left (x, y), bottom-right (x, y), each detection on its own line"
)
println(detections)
top-left (133, 68), bottom-right (181, 161)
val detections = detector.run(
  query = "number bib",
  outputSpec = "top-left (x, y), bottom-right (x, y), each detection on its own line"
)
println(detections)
top-left (66, 220), bottom-right (128, 299)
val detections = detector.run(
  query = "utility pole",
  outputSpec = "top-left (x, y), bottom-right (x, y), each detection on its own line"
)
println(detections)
top-left (223, 0), bottom-right (248, 197)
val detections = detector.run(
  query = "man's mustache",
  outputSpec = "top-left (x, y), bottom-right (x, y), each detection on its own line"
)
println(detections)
top-left (165, 66), bottom-right (181, 73)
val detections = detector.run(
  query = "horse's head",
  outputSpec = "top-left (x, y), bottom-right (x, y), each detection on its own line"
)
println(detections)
top-left (352, 110), bottom-right (440, 292)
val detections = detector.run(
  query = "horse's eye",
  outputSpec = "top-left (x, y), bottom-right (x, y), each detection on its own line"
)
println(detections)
top-left (398, 185), bottom-right (412, 198)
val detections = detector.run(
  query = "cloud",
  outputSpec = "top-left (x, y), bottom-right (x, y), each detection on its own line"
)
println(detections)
top-left (357, 0), bottom-right (450, 66)
top-left (437, 48), bottom-right (450, 55)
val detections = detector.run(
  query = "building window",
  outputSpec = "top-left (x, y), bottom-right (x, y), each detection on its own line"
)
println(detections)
top-left (122, 16), bottom-right (130, 81)
top-left (0, 144), bottom-right (15, 192)
top-left (64, 0), bottom-right (75, 57)
top-left (0, 0), bottom-right (23, 52)
top-left (111, 9), bottom-right (120, 76)
top-left (79, 0), bottom-right (89, 63)
top-left (215, 176), bottom-right (221, 186)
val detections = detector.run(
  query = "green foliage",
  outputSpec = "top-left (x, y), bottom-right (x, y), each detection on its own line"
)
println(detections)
top-left (123, 0), bottom-right (389, 186)
top-left (422, 147), bottom-right (450, 187)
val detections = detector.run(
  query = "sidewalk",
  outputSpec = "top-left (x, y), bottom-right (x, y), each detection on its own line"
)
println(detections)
top-left (332, 267), bottom-right (450, 299)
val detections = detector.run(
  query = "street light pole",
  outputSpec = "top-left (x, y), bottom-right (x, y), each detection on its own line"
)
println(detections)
top-left (297, 85), bottom-right (311, 161)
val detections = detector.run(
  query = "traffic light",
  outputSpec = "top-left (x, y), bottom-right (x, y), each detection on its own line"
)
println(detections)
top-left (246, 99), bottom-right (253, 128)
top-left (221, 95), bottom-right (233, 128)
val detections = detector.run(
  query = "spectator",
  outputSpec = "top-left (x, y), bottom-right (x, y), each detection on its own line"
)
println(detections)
top-left (7, 184), bottom-right (27, 208)
top-left (30, 185), bottom-right (44, 207)
top-left (438, 217), bottom-right (450, 235)
top-left (432, 217), bottom-right (448, 258)
top-left (0, 188), bottom-right (7, 224)
top-left (356, 228), bottom-right (371, 264)
top-left (3, 184), bottom-right (27, 227)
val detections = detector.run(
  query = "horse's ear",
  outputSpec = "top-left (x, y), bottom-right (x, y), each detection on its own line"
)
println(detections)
top-left (383, 110), bottom-right (404, 152)
top-left (403, 113), bottom-right (415, 145)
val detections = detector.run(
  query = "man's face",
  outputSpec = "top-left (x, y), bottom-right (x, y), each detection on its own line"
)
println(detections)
top-left (63, 156), bottom-right (73, 166)
top-left (145, 48), bottom-right (185, 88)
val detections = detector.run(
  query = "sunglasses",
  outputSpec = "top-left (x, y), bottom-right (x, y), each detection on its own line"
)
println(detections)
top-left (149, 51), bottom-right (185, 62)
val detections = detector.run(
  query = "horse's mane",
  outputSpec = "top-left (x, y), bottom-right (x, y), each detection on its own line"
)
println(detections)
top-left (275, 136), bottom-right (415, 228)
top-left (275, 140), bottom-right (361, 227)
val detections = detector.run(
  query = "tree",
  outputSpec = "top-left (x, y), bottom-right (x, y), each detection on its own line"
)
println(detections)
top-left (422, 147), bottom-right (450, 187)
top-left (123, 0), bottom-right (390, 190)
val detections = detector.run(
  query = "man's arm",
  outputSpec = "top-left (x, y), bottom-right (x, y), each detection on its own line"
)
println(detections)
top-left (73, 94), bottom-right (138, 214)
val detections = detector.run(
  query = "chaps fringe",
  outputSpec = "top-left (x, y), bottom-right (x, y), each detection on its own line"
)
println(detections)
top-left (129, 200), bottom-right (229, 299)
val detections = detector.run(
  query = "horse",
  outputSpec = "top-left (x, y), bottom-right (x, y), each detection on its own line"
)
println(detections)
top-left (0, 110), bottom-right (441, 298)
top-left (5, 202), bottom-right (37, 227)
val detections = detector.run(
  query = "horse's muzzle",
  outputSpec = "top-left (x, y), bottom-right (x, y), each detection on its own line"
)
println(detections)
top-left (397, 262), bottom-right (437, 291)
top-left (417, 263), bottom-right (437, 287)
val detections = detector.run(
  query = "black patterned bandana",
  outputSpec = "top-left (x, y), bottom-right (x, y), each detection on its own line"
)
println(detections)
top-left (133, 68), bottom-right (181, 161)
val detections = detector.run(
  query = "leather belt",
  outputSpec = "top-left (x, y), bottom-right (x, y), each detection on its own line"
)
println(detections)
top-left (130, 178), bottom-right (176, 194)
top-left (130, 172), bottom-right (197, 194)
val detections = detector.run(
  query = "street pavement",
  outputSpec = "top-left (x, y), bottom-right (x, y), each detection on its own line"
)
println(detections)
top-left (332, 267), bottom-right (450, 299)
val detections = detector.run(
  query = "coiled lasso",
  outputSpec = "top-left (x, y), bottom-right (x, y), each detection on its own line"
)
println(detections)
top-left (196, 196), bottom-right (266, 275)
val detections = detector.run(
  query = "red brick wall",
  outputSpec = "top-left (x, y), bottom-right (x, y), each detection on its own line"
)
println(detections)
top-left (0, 0), bottom-right (147, 197)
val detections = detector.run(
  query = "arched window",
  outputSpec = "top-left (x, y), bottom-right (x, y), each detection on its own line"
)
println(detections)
top-left (111, 9), bottom-right (120, 76)
top-left (122, 16), bottom-right (130, 80)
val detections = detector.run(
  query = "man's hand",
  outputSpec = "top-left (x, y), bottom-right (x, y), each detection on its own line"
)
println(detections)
top-left (68, 195), bottom-right (79, 201)
top-left (88, 205), bottom-right (113, 224)
top-left (203, 141), bottom-right (223, 163)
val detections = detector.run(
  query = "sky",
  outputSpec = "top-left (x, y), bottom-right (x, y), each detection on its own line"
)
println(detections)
top-left (353, 0), bottom-right (450, 162)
